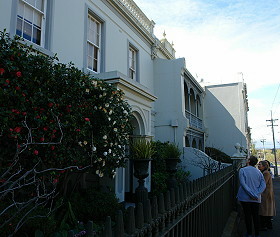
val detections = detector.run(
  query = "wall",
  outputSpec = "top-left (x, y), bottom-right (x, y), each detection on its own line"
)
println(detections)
top-left (204, 82), bottom-right (248, 156)
top-left (153, 58), bottom-right (188, 148)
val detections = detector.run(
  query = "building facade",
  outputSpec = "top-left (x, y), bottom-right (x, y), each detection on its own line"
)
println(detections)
top-left (0, 0), bottom-right (250, 201)
top-left (1, 0), bottom-right (207, 202)
top-left (204, 82), bottom-right (250, 156)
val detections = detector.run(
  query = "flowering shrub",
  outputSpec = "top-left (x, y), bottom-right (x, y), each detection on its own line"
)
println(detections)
top-left (0, 30), bottom-right (132, 235)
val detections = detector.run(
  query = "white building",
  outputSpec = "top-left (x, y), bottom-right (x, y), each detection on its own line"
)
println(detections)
top-left (1, 0), bottom-right (251, 201)
top-left (0, 0), bottom-right (207, 202)
top-left (204, 82), bottom-right (250, 156)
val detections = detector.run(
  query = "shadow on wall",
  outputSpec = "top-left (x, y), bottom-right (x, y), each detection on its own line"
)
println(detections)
top-left (179, 147), bottom-right (231, 181)
top-left (204, 86), bottom-right (247, 156)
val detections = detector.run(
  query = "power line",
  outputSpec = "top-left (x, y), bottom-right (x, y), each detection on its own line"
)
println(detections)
top-left (271, 83), bottom-right (280, 113)
top-left (266, 110), bottom-right (278, 177)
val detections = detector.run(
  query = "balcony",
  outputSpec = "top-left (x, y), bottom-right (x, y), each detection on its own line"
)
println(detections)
top-left (185, 110), bottom-right (203, 130)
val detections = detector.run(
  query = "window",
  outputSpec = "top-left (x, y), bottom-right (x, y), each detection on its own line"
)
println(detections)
top-left (87, 14), bottom-right (101, 72)
top-left (129, 46), bottom-right (137, 80)
top-left (16, 0), bottom-right (46, 46)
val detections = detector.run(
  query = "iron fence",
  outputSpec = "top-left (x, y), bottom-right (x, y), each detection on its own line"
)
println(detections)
top-left (67, 165), bottom-right (236, 237)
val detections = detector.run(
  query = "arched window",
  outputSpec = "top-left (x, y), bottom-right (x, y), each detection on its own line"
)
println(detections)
top-left (185, 136), bottom-right (190, 147)
top-left (190, 89), bottom-right (196, 114)
top-left (192, 139), bottom-right (197, 148)
top-left (198, 140), bottom-right (203, 150)
top-left (184, 84), bottom-right (189, 111)
top-left (196, 95), bottom-right (201, 118)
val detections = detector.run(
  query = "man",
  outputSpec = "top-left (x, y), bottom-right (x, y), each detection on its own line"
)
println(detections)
top-left (237, 156), bottom-right (266, 237)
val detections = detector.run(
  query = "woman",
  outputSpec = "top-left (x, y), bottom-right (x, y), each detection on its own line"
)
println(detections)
top-left (258, 160), bottom-right (276, 230)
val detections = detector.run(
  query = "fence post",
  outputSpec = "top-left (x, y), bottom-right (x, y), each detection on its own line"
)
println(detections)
top-left (158, 193), bottom-right (165, 214)
top-left (125, 206), bottom-right (136, 235)
top-left (170, 188), bottom-right (175, 208)
top-left (86, 221), bottom-right (95, 237)
top-left (144, 199), bottom-right (152, 224)
top-left (115, 210), bottom-right (125, 237)
top-left (151, 196), bottom-right (158, 219)
top-left (164, 190), bottom-right (171, 211)
top-left (135, 202), bottom-right (144, 229)
top-left (102, 216), bottom-right (112, 237)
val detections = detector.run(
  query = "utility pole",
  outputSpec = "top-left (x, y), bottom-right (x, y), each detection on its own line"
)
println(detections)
top-left (266, 111), bottom-right (278, 177)
top-left (260, 139), bottom-right (266, 160)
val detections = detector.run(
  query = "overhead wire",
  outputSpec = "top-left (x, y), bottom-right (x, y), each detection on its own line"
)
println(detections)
top-left (271, 83), bottom-right (280, 117)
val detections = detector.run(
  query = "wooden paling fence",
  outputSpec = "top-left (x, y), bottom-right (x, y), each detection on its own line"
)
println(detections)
top-left (67, 165), bottom-right (237, 237)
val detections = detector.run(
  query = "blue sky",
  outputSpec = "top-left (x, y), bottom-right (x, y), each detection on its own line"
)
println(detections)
top-left (134, 0), bottom-right (280, 149)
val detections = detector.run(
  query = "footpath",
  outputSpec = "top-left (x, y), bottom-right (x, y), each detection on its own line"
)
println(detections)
top-left (234, 176), bottom-right (280, 237)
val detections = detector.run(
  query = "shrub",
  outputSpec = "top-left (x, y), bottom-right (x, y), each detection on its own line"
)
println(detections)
top-left (151, 171), bottom-right (168, 196)
top-left (0, 30), bottom-right (132, 235)
top-left (69, 188), bottom-right (121, 224)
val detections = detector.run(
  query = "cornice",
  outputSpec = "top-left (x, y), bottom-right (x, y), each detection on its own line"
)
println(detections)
top-left (105, 0), bottom-right (155, 45)
top-left (97, 71), bottom-right (157, 102)
top-left (183, 68), bottom-right (204, 93)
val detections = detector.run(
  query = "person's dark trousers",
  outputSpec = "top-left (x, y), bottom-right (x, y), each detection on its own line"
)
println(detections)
top-left (241, 201), bottom-right (260, 236)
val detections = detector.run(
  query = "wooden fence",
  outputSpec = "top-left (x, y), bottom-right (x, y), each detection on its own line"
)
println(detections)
top-left (66, 165), bottom-right (236, 237)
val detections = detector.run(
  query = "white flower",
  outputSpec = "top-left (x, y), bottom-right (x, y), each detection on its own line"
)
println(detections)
top-left (78, 141), bottom-right (83, 147)
top-left (105, 103), bottom-right (109, 108)
top-left (109, 110), bottom-right (113, 115)
top-left (110, 143), bottom-right (113, 147)
top-left (103, 152), bottom-right (108, 156)
top-left (98, 158), bottom-right (102, 162)
top-left (113, 153), bottom-right (116, 156)
top-left (103, 92), bottom-right (107, 96)
top-left (99, 94), bottom-right (102, 98)
top-left (83, 141), bottom-right (88, 145)
top-left (113, 172), bottom-right (116, 178)
top-left (118, 145), bottom-right (121, 148)
top-left (123, 110), bottom-right (128, 115)
top-left (108, 117), bottom-right (111, 121)
top-left (96, 170), bottom-right (104, 177)
top-left (113, 121), bottom-right (116, 125)
top-left (102, 161), bottom-right (106, 166)
top-left (85, 88), bottom-right (90, 93)
top-left (92, 146), bottom-right (97, 152)
top-left (103, 135), bottom-right (107, 139)
top-left (114, 128), bottom-right (117, 132)
top-left (108, 149), bottom-right (112, 153)
top-left (91, 80), bottom-right (97, 86)
top-left (94, 106), bottom-right (98, 110)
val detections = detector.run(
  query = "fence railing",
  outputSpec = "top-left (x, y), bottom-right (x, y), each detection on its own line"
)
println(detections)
top-left (67, 165), bottom-right (236, 237)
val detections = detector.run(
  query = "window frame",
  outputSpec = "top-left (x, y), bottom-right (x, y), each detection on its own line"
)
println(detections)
top-left (87, 13), bottom-right (101, 73)
top-left (128, 44), bottom-right (139, 82)
top-left (16, 0), bottom-right (47, 47)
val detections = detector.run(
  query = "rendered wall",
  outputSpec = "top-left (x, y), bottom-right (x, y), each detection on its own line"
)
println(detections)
top-left (204, 82), bottom-right (248, 156)
top-left (153, 58), bottom-right (188, 148)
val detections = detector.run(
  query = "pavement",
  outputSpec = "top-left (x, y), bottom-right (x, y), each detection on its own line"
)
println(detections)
top-left (234, 177), bottom-right (280, 237)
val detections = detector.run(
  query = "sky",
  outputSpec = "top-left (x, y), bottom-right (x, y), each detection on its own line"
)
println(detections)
top-left (133, 0), bottom-right (280, 149)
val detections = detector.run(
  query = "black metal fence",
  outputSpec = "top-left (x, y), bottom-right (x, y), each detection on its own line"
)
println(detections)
top-left (67, 165), bottom-right (236, 237)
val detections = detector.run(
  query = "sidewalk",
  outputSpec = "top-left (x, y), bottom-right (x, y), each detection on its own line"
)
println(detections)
top-left (235, 177), bottom-right (280, 237)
